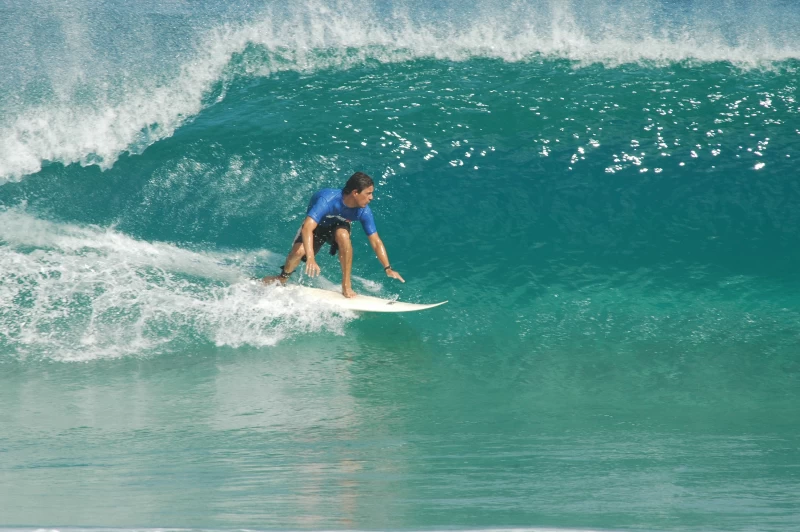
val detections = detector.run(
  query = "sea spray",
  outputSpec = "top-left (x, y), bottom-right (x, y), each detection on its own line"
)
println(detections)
top-left (0, 208), bottom-right (354, 361)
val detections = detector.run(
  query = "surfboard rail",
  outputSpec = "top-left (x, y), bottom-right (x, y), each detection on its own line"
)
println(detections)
top-left (290, 285), bottom-right (447, 313)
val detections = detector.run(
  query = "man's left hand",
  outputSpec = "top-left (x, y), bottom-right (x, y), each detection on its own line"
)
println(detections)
top-left (386, 268), bottom-right (405, 283)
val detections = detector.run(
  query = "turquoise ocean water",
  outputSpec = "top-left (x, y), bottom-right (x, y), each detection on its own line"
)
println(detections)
top-left (1, 1), bottom-right (800, 530)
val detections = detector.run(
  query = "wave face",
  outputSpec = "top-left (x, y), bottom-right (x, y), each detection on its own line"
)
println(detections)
top-left (2, 1), bottom-right (800, 530)
top-left (2, 0), bottom-right (800, 181)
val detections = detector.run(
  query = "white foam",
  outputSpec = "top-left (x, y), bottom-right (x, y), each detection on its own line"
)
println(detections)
top-left (353, 275), bottom-right (384, 293)
top-left (0, 209), bottom-right (355, 362)
top-left (1, 0), bottom-right (799, 182)
top-left (229, 0), bottom-right (800, 67)
top-left (0, 28), bottom-right (237, 182)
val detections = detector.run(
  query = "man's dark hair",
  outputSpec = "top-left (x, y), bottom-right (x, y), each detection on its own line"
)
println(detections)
top-left (342, 172), bottom-right (374, 195)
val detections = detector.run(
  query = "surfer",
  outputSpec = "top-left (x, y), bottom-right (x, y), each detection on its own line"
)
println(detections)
top-left (262, 172), bottom-right (405, 298)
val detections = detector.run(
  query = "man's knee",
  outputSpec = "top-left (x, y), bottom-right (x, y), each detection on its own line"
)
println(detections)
top-left (289, 242), bottom-right (306, 258)
top-left (334, 228), bottom-right (351, 247)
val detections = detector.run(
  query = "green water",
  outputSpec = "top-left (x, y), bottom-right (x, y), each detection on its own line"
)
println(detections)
top-left (2, 336), bottom-right (798, 529)
top-left (2, 1), bottom-right (800, 530)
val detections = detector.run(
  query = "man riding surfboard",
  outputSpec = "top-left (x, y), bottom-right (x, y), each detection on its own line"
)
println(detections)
top-left (262, 172), bottom-right (405, 298)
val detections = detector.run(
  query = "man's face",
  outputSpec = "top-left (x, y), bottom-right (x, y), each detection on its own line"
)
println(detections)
top-left (353, 185), bottom-right (374, 208)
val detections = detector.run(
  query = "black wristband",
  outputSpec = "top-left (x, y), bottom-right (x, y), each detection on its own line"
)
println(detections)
top-left (384, 265), bottom-right (391, 271)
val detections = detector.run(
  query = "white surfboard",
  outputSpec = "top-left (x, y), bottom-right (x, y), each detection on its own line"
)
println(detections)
top-left (291, 285), bottom-right (447, 313)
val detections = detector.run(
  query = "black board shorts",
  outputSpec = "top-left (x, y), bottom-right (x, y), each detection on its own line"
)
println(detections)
top-left (294, 220), bottom-right (351, 261)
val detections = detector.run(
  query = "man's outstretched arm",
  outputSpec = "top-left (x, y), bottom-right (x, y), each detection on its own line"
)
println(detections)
top-left (367, 232), bottom-right (405, 283)
top-left (301, 216), bottom-right (321, 277)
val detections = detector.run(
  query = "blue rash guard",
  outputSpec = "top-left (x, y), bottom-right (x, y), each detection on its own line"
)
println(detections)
top-left (306, 188), bottom-right (377, 236)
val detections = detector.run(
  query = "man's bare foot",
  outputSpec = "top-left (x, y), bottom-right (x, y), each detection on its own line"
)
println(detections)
top-left (342, 286), bottom-right (356, 298)
top-left (261, 275), bottom-right (288, 285)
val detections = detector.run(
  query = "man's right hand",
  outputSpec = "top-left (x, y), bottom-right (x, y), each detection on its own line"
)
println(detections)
top-left (305, 258), bottom-right (321, 277)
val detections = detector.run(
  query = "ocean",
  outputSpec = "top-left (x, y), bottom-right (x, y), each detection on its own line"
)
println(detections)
top-left (1, 0), bottom-right (799, 530)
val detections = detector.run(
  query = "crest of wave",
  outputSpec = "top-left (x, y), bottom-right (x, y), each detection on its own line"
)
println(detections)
top-left (209, 0), bottom-right (800, 72)
top-left (0, 209), bottom-right (353, 362)
top-left (0, 0), bottom-right (798, 182)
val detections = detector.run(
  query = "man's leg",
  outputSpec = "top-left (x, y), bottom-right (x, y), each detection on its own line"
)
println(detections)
top-left (261, 242), bottom-right (306, 285)
top-left (334, 227), bottom-right (355, 297)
